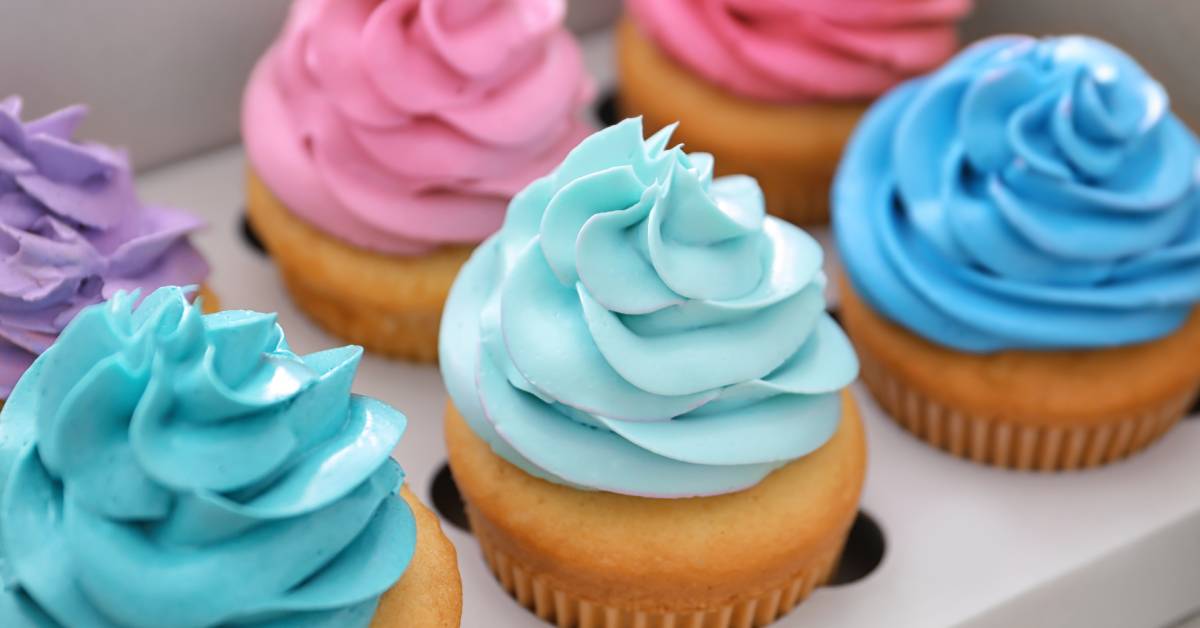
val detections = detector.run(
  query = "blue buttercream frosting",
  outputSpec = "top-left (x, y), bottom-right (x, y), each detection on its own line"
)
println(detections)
top-left (834, 35), bottom-right (1200, 353)
top-left (0, 287), bottom-right (415, 627)
top-left (440, 118), bottom-right (859, 498)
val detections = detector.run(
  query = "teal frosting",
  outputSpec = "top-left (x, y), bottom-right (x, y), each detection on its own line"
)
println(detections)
top-left (834, 35), bottom-right (1200, 353)
top-left (440, 118), bottom-right (858, 498)
top-left (0, 287), bottom-right (415, 627)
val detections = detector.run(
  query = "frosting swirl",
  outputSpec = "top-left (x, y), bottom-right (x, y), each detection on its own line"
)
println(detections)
top-left (627, 0), bottom-right (972, 102)
top-left (243, 0), bottom-right (594, 254)
top-left (0, 97), bottom-right (208, 398)
top-left (834, 35), bottom-right (1200, 352)
top-left (440, 119), bottom-right (858, 497)
top-left (0, 287), bottom-right (414, 627)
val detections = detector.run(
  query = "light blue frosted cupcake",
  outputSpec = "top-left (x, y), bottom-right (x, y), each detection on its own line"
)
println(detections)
top-left (440, 119), bottom-right (864, 626)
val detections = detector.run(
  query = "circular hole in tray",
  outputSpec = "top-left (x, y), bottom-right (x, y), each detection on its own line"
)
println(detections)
top-left (595, 89), bottom-right (619, 127)
top-left (827, 510), bottom-right (885, 586)
top-left (429, 462), bottom-right (470, 532)
top-left (240, 211), bottom-right (268, 256)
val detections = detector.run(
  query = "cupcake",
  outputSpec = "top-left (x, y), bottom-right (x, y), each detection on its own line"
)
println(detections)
top-left (243, 0), bottom-right (593, 362)
top-left (0, 286), bottom-right (461, 626)
top-left (440, 119), bottom-right (864, 626)
top-left (834, 35), bottom-right (1200, 470)
top-left (0, 97), bottom-right (212, 407)
top-left (617, 0), bottom-right (972, 225)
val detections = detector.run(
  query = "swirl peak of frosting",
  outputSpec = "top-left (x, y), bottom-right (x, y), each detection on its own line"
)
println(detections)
top-left (0, 97), bottom-right (208, 398)
top-left (440, 118), bottom-right (858, 497)
top-left (243, 0), bottom-right (594, 254)
top-left (0, 287), bottom-right (414, 627)
top-left (834, 35), bottom-right (1200, 352)
top-left (628, 0), bottom-right (972, 102)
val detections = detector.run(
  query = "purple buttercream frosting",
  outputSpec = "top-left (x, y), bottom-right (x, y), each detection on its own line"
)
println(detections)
top-left (0, 96), bottom-right (208, 397)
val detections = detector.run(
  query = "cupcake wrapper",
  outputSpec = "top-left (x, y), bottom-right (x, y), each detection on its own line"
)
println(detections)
top-left (858, 350), bottom-right (1198, 471)
top-left (468, 506), bottom-right (843, 628)
top-left (281, 270), bottom-right (440, 362)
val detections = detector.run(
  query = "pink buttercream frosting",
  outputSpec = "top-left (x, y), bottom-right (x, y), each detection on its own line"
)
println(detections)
top-left (243, 0), bottom-right (593, 254)
top-left (628, 0), bottom-right (973, 103)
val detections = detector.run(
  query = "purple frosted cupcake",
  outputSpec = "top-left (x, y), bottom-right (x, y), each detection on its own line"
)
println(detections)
top-left (0, 96), bottom-right (211, 400)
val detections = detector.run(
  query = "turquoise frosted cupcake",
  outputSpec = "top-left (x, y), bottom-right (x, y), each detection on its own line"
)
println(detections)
top-left (0, 287), bottom-right (460, 626)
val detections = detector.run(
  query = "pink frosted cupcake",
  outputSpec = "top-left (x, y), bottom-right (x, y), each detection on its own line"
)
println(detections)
top-left (617, 0), bottom-right (972, 224)
top-left (243, 0), bottom-right (592, 362)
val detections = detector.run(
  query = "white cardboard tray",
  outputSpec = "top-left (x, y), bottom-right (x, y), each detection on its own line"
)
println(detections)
top-left (132, 32), bottom-right (1200, 628)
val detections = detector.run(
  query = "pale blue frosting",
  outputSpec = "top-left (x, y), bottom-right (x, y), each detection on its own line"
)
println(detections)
top-left (0, 287), bottom-right (415, 627)
top-left (440, 119), bottom-right (858, 498)
top-left (834, 35), bottom-right (1200, 353)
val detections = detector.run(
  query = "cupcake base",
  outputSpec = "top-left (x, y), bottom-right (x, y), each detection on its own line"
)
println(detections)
top-left (444, 393), bottom-right (867, 627)
top-left (840, 279), bottom-right (1200, 470)
top-left (615, 17), bottom-right (865, 226)
top-left (372, 487), bottom-right (463, 627)
top-left (246, 168), bottom-right (472, 363)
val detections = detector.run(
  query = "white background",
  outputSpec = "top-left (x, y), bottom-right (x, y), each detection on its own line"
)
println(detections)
top-left (1, 0), bottom-right (1197, 169)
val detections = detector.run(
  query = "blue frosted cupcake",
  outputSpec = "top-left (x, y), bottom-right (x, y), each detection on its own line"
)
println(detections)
top-left (440, 119), bottom-right (864, 626)
top-left (834, 35), bottom-right (1200, 469)
top-left (0, 287), bottom-right (460, 626)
